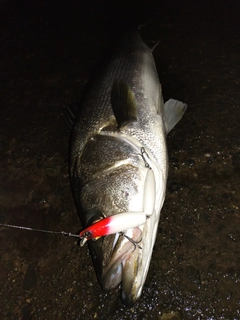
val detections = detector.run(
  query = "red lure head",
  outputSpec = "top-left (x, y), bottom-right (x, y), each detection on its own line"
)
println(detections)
top-left (79, 216), bottom-right (112, 241)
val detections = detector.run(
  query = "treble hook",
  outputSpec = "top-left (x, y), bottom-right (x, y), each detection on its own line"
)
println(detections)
top-left (120, 232), bottom-right (142, 251)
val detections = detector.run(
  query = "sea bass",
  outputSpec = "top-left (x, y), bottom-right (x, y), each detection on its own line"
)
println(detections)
top-left (69, 27), bottom-right (187, 306)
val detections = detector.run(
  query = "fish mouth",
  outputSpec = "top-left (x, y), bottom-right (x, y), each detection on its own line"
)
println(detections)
top-left (89, 226), bottom-right (144, 306)
top-left (87, 210), bottom-right (160, 306)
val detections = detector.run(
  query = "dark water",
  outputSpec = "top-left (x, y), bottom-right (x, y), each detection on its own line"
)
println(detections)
top-left (0, 1), bottom-right (240, 319)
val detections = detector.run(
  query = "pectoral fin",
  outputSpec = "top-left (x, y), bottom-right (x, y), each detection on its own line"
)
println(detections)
top-left (163, 99), bottom-right (187, 134)
top-left (63, 101), bottom-right (80, 129)
top-left (111, 81), bottom-right (138, 128)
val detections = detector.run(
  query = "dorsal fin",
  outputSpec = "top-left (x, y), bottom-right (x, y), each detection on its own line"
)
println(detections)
top-left (111, 81), bottom-right (137, 128)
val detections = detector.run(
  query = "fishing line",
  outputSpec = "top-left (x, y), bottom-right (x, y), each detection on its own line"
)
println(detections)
top-left (0, 223), bottom-right (80, 238)
top-left (0, 223), bottom-right (142, 249)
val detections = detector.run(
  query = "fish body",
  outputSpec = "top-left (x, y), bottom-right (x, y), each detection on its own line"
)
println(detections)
top-left (70, 27), bottom-right (186, 306)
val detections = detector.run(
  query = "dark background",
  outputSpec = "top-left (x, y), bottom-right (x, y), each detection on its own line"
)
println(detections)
top-left (0, 1), bottom-right (240, 319)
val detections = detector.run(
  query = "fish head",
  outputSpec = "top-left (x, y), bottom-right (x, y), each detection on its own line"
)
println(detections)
top-left (77, 134), bottom-right (164, 306)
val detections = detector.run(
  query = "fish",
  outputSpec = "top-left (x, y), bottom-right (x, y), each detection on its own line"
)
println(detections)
top-left (69, 26), bottom-right (187, 307)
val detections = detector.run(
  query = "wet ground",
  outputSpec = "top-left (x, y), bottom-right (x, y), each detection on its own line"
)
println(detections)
top-left (0, 1), bottom-right (240, 319)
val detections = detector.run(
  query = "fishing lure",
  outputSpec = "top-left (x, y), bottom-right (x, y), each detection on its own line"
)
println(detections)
top-left (79, 212), bottom-right (146, 247)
